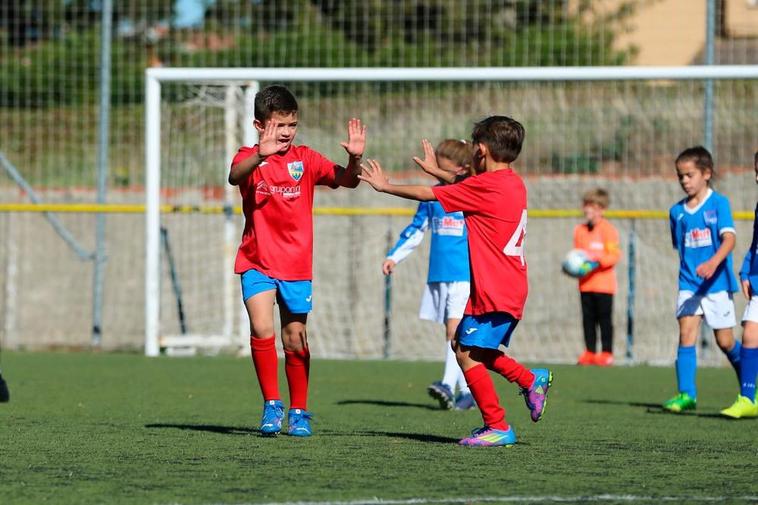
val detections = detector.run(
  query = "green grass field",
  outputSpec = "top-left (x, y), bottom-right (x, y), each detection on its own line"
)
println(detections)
top-left (0, 351), bottom-right (756, 505)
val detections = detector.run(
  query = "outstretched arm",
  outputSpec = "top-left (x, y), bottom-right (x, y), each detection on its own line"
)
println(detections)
top-left (334, 118), bottom-right (367, 188)
top-left (358, 159), bottom-right (436, 201)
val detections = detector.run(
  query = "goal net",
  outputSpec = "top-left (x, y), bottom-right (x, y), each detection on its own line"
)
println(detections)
top-left (145, 66), bottom-right (758, 365)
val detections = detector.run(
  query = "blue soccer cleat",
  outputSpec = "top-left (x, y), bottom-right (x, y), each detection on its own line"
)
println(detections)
top-left (259, 399), bottom-right (284, 435)
top-left (287, 408), bottom-right (313, 437)
top-left (427, 381), bottom-right (455, 410)
top-left (454, 392), bottom-right (476, 410)
top-left (520, 368), bottom-right (553, 422)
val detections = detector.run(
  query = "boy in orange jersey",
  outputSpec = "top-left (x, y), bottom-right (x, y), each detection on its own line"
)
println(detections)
top-left (573, 188), bottom-right (621, 366)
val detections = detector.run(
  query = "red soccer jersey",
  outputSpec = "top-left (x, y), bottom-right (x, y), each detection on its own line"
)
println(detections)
top-left (232, 144), bottom-right (338, 280)
top-left (433, 170), bottom-right (528, 319)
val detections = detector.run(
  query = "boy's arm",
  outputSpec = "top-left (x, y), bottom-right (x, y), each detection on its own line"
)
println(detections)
top-left (596, 224), bottom-right (621, 269)
top-left (696, 231), bottom-right (735, 280)
top-left (386, 203), bottom-right (430, 264)
top-left (359, 159), bottom-right (436, 201)
top-left (334, 118), bottom-right (367, 188)
top-left (228, 119), bottom-right (286, 186)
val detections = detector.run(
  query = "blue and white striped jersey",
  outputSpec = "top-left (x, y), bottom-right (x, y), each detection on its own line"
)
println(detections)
top-left (739, 202), bottom-right (758, 293)
top-left (669, 188), bottom-right (738, 293)
top-left (386, 200), bottom-right (470, 283)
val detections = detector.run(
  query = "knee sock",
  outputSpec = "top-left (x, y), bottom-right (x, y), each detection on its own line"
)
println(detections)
top-left (441, 342), bottom-right (459, 391)
top-left (676, 345), bottom-right (697, 399)
top-left (725, 339), bottom-right (742, 380)
top-left (486, 351), bottom-right (534, 389)
top-left (250, 336), bottom-right (280, 401)
top-left (285, 347), bottom-right (310, 410)
top-left (739, 347), bottom-right (758, 401)
top-left (463, 364), bottom-right (508, 431)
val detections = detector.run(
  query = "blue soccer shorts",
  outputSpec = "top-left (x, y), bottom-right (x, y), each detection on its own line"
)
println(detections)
top-left (456, 312), bottom-right (519, 349)
top-left (240, 269), bottom-right (312, 314)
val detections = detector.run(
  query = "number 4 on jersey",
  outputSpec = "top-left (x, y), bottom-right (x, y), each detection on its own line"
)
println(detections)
top-left (503, 209), bottom-right (527, 266)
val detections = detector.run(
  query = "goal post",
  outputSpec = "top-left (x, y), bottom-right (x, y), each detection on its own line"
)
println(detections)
top-left (144, 65), bottom-right (758, 360)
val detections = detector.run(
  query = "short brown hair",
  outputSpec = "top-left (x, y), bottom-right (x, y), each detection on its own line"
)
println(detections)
top-left (583, 188), bottom-right (610, 209)
top-left (471, 115), bottom-right (525, 163)
top-left (675, 146), bottom-right (714, 175)
top-left (254, 85), bottom-right (298, 122)
top-left (435, 139), bottom-right (474, 174)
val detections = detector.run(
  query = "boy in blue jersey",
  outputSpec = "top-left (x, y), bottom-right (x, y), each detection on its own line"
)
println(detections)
top-left (665, 146), bottom-right (742, 413)
top-left (382, 139), bottom-right (476, 410)
top-left (722, 150), bottom-right (758, 418)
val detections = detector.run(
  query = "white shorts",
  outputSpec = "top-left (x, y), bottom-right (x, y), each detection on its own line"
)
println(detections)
top-left (676, 290), bottom-right (736, 329)
top-left (419, 281), bottom-right (470, 324)
top-left (742, 295), bottom-right (758, 324)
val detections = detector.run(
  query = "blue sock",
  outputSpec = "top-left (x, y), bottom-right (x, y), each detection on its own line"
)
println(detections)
top-left (740, 347), bottom-right (758, 401)
top-left (676, 345), bottom-right (697, 399)
top-left (725, 339), bottom-right (742, 379)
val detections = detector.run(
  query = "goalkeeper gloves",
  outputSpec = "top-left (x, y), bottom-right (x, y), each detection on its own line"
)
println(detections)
top-left (577, 260), bottom-right (600, 277)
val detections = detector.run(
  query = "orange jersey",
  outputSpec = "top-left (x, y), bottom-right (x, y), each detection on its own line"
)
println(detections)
top-left (573, 217), bottom-right (621, 294)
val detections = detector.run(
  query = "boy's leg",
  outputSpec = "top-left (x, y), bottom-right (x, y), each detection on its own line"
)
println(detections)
top-left (714, 327), bottom-right (741, 380)
top-left (579, 292), bottom-right (598, 364)
top-left (664, 315), bottom-right (699, 412)
top-left (740, 322), bottom-right (758, 402)
top-left (280, 307), bottom-right (310, 411)
top-left (597, 293), bottom-right (614, 354)
top-left (245, 289), bottom-right (280, 401)
top-left (441, 318), bottom-right (461, 392)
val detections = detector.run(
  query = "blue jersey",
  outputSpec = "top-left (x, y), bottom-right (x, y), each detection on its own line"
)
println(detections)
top-left (739, 202), bottom-right (758, 293)
top-left (387, 200), bottom-right (469, 283)
top-left (669, 188), bottom-right (738, 294)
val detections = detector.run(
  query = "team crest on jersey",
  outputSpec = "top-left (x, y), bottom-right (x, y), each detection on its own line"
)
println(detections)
top-left (288, 161), bottom-right (304, 182)
top-left (703, 209), bottom-right (717, 224)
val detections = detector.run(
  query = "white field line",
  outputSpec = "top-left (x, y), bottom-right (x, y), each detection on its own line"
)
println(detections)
top-left (162, 494), bottom-right (758, 505)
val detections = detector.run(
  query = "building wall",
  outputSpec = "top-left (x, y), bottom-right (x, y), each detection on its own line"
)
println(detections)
top-left (724, 0), bottom-right (758, 37)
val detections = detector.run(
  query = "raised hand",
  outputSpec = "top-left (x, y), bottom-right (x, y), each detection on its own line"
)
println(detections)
top-left (257, 120), bottom-right (289, 158)
top-left (358, 159), bottom-right (389, 192)
top-left (412, 139), bottom-right (440, 176)
top-left (340, 118), bottom-right (367, 158)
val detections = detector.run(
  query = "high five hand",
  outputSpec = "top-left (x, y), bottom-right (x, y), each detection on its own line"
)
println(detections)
top-left (340, 118), bottom-right (367, 158)
top-left (358, 159), bottom-right (389, 192)
top-left (412, 139), bottom-right (440, 175)
top-left (257, 120), bottom-right (289, 158)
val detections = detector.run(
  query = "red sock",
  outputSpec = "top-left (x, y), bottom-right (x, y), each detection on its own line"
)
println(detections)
top-left (464, 364), bottom-right (508, 431)
top-left (486, 351), bottom-right (534, 389)
top-left (285, 347), bottom-right (310, 410)
top-left (250, 336), bottom-right (279, 401)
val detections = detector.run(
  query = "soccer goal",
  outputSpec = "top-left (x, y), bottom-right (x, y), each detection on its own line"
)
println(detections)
top-left (145, 66), bottom-right (758, 363)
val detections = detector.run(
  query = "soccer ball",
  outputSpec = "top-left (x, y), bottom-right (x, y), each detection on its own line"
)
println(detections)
top-left (561, 249), bottom-right (590, 278)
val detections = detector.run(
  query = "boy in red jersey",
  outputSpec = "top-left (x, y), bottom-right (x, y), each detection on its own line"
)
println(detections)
top-left (228, 85), bottom-right (366, 437)
top-left (359, 115), bottom-right (551, 447)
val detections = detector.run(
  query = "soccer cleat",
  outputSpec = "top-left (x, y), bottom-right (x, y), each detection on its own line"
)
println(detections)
top-left (720, 395), bottom-right (758, 419)
top-left (287, 408), bottom-right (313, 437)
top-left (427, 381), bottom-right (455, 410)
top-left (454, 392), bottom-right (476, 410)
top-left (521, 368), bottom-right (553, 422)
top-left (0, 374), bottom-right (8, 403)
top-left (259, 399), bottom-right (284, 435)
top-left (595, 352), bottom-right (614, 367)
top-left (662, 393), bottom-right (697, 413)
top-left (458, 426), bottom-right (517, 447)
top-left (577, 351), bottom-right (596, 366)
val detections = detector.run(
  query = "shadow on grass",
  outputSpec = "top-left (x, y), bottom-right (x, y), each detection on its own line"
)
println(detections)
top-left (145, 423), bottom-right (259, 435)
top-left (355, 430), bottom-right (460, 444)
top-left (337, 399), bottom-right (440, 411)
top-left (582, 399), bottom-right (728, 419)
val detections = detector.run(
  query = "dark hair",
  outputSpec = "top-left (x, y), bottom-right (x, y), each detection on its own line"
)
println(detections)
top-left (254, 85), bottom-right (298, 122)
top-left (675, 146), bottom-right (714, 175)
top-left (471, 115), bottom-right (525, 163)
